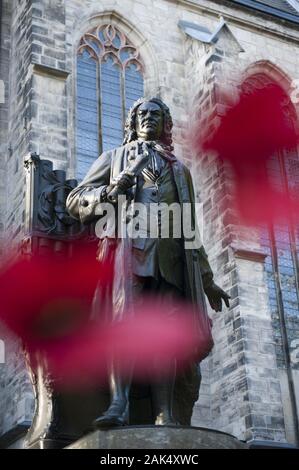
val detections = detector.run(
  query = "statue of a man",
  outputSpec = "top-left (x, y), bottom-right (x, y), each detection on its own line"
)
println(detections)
top-left (66, 97), bottom-right (229, 428)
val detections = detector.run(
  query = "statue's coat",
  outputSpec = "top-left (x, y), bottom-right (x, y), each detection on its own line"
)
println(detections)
top-left (67, 142), bottom-right (214, 424)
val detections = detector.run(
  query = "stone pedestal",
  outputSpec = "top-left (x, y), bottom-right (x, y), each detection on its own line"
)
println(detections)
top-left (67, 426), bottom-right (248, 449)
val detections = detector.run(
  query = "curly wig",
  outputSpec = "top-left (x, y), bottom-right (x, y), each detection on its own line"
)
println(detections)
top-left (123, 97), bottom-right (174, 151)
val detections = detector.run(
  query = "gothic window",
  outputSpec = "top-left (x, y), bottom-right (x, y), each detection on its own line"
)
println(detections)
top-left (242, 74), bottom-right (299, 368)
top-left (76, 24), bottom-right (144, 180)
top-left (260, 148), bottom-right (299, 367)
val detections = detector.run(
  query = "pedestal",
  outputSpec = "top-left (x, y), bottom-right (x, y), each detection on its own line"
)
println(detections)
top-left (67, 426), bottom-right (248, 449)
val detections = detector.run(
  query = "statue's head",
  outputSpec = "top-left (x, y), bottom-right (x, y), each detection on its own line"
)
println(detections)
top-left (123, 97), bottom-right (173, 150)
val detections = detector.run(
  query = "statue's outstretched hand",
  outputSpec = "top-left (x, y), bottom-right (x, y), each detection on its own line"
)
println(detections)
top-left (204, 282), bottom-right (230, 312)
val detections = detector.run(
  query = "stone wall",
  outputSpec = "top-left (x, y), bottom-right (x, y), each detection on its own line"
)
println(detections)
top-left (0, 0), bottom-right (33, 440)
top-left (0, 0), bottom-right (12, 247)
top-left (183, 24), bottom-right (285, 443)
top-left (0, 0), bottom-right (298, 445)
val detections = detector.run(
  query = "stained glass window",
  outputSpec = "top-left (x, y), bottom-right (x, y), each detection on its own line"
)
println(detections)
top-left (76, 24), bottom-right (144, 180)
top-left (260, 150), bottom-right (299, 368)
top-left (241, 74), bottom-right (299, 369)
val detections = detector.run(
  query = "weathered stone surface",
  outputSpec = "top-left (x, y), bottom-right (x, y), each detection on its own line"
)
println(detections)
top-left (67, 426), bottom-right (248, 450)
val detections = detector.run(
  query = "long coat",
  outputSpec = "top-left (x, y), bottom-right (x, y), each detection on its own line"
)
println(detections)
top-left (66, 141), bottom-right (214, 423)
top-left (67, 141), bottom-right (214, 357)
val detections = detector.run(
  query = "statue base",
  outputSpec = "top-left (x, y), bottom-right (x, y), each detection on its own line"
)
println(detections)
top-left (66, 426), bottom-right (248, 449)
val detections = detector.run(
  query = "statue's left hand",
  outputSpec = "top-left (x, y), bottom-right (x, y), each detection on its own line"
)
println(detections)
top-left (204, 282), bottom-right (230, 312)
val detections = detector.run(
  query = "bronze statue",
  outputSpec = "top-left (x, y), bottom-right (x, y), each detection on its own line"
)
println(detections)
top-left (66, 97), bottom-right (230, 428)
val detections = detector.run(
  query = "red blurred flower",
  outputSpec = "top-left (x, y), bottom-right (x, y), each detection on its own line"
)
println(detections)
top-left (195, 83), bottom-right (299, 226)
top-left (44, 303), bottom-right (203, 388)
top-left (0, 242), bottom-right (112, 345)
top-left (0, 245), bottom-right (206, 388)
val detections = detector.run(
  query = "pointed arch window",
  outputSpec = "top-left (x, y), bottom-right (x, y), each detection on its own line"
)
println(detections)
top-left (242, 74), bottom-right (299, 369)
top-left (260, 147), bottom-right (299, 367)
top-left (76, 24), bottom-right (144, 180)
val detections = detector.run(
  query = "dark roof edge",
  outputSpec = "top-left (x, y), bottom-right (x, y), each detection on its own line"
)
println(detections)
top-left (232, 0), bottom-right (299, 23)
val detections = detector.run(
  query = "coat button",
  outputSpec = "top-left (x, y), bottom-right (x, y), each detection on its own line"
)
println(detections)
top-left (81, 199), bottom-right (89, 207)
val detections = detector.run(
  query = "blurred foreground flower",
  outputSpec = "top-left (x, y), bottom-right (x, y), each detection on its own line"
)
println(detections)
top-left (42, 304), bottom-right (205, 388)
top-left (0, 247), bottom-right (207, 388)
top-left (195, 82), bottom-right (299, 226)
top-left (0, 243), bottom-right (112, 344)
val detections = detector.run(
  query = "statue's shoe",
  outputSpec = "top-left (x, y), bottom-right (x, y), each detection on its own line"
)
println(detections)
top-left (154, 416), bottom-right (179, 426)
top-left (92, 414), bottom-right (127, 429)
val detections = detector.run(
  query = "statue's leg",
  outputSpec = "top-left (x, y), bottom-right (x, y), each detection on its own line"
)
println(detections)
top-left (147, 277), bottom-right (183, 426)
top-left (93, 361), bottom-right (132, 428)
top-left (93, 275), bottom-right (145, 428)
top-left (151, 358), bottom-right (178, 425)
top-left (173, 361), bottom-right (201, 425)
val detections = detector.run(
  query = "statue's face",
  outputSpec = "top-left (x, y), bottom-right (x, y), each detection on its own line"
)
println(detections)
top-left (136, 101), bottom-right (164, 141)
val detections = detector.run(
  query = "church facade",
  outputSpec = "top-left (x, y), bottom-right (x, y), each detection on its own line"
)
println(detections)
top-left (0, 0), bottom-right (299, 448)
